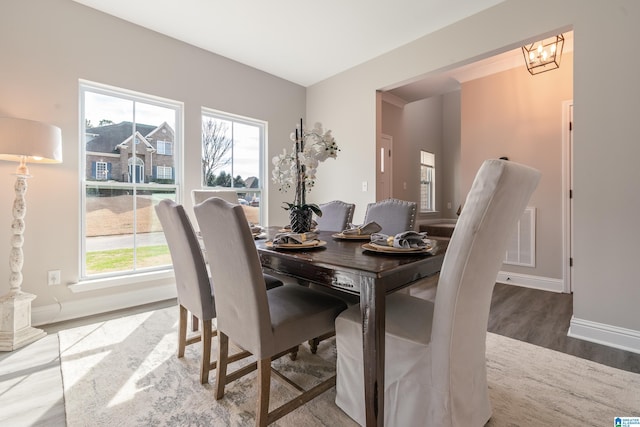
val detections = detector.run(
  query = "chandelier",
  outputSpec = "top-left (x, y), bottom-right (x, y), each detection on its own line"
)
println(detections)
top-left (522, 34), bottom-right (564, 75)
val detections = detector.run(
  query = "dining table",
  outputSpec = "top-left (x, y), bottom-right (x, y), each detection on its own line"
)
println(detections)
top-left (255, 226), bottom-right (448, 427)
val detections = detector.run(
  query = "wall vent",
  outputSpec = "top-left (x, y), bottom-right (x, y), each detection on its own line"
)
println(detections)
top-left (504, 207), bottom-right (536, 267)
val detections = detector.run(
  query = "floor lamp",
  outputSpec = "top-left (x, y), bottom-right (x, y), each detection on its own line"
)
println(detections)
top-left (0, 117), bottom-right (62, 351)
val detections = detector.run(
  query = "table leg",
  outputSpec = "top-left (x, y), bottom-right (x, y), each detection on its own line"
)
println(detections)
top-left (360, 276), bottom-right (385, 427)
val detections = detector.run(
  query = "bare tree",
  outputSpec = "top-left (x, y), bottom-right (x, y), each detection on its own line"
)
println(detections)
top-left (202, 118), bottom-right (232, 185)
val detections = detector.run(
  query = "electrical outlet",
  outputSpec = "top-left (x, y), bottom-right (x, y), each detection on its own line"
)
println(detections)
top-left (48, 270), bottom-right (61, 286)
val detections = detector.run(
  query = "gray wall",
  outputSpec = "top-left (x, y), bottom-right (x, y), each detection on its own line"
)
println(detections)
top-left (307, 0), bottom-right (640, 351)
top-left (0, 0), bottom-right (305, 316)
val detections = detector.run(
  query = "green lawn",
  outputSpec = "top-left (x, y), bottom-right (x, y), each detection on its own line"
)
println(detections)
top-left (86, 245), bottom-right (172, 275)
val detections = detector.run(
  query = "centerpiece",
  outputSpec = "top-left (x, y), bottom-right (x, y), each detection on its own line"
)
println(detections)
top-left (272, 118), bottom-right (339, 232)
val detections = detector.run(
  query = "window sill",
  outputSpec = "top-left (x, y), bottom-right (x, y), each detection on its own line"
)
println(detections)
top-left (68, 269), bottom-right (174, 293)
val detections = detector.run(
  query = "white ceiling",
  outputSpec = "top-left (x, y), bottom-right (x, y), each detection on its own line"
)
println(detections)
top-left (71, 0), bottom-right (507, 87)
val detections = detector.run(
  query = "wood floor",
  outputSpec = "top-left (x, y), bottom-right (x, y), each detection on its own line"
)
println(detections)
top-left (488, 283), bottom-right (640, 373)
top-left (1, 284), bottom-right (639, 426)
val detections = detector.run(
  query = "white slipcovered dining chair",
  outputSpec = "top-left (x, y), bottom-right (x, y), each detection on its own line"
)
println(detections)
top-left (315, 200), bottom-right (355, 232)
top-left (194, 197), bottom-right (347, 426)
top-left (155, 199), bottom-right (283, 384)
top-left (335, 159), bottom-right (540, 426)
top-left (363, 198), bottom-right (416, 235)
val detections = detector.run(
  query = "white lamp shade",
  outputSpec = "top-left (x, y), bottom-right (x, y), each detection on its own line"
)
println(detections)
top-left (0, 117), bottom-right (62, 164)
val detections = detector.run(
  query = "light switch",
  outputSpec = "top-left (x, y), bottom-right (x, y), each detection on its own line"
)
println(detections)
top-left (362, 181), bottom-right (368, 192)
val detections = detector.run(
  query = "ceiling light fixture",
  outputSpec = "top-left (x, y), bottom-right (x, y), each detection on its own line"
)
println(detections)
top-left (522, 34), bottom-right (564, 75)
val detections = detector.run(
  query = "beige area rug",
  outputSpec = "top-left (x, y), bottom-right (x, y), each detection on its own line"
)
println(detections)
top-left (59, 306), bottom-right (640, 426)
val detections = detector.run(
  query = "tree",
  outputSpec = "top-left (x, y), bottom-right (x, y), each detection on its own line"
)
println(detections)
top-left (213, 171), bottom-right (232, 187)
top-left (202, 118), bottom-right (233, 185)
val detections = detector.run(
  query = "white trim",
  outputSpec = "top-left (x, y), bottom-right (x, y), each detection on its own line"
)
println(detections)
top-left (569, 316), bottom-right (640, 355)
top-left (68, 269), bottom-right (174, 292)
top-left (562, 99), bottom-right (573, 293)
top-left (32, 282), bottom-right (176, 327)
top-left (496, 271), bottom-right (564, 293)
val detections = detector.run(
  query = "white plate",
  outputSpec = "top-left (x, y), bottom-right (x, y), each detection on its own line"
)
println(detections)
top-left (362, 242), bottom-right (432, 254)
top-left (266, 240), bottom-right (327, 250)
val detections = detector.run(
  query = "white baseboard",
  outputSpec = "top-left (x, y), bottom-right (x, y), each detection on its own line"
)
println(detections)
top-left (32, 284), bottom-right (177, 327)
top-left (569, 316), bottom-right (640, 355)
top-left (496, 271), bottom-right (564, 293)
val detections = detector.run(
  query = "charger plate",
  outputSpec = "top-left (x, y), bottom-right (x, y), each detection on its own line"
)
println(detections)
top-left (266, 240), bottom-right (327, 250)
top-left (362, 242), bottom-right (432, 254)
top-left (332, 232), bottom-right (372, 240)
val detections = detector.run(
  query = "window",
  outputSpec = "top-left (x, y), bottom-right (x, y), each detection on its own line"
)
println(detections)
top-left (420, 150), bottom-right (435, 212)
top-left (201, 110), bottom-right (265, 224)
top-left (157, 140), bottom-right (172, 155)
top-left (156, 165), bottom-right (173, 180)
top-left (81, 81), bottom-right (182, 279)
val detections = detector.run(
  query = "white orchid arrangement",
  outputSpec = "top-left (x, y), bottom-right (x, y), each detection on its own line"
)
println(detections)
top-left (272, 120), bottom-right (339, 214)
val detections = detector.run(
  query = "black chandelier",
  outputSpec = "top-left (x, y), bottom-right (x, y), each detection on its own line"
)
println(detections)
top-left (522, 34), bottom-right (564, 75)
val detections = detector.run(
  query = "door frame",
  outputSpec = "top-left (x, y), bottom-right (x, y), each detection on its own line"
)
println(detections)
top-left (562, 99), bottom-right (574, 293)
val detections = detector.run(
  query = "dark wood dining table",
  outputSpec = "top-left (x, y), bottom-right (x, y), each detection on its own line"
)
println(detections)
top-left (255, 227), bottom-right (448, 427)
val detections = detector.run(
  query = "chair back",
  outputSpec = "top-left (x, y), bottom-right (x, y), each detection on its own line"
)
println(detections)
top-left (194, 197), bottom-right (274, 356)
top-left (363, 198), bottom-right (416, 235)
top-left (315, 200), bottom-right (355, 231)
top-left (155, 199), bottom-right (215, 320)
top-left (191, 189), bottom-right (239, 205)
top-left (430, 159), bottom-right (540, 424)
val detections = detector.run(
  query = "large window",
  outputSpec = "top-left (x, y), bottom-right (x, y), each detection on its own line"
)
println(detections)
top-left (80, 81), bottom-right (182, 278)
top-left (420, 150), bottom-right (435, 212)
top-left (201, 110), bottom-right (265, 224)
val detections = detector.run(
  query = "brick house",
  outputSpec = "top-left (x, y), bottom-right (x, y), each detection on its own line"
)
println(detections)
top-left (85, 121), bottom-right (175, 183)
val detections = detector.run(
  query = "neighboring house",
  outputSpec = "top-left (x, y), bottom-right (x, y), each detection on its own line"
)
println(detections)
top-left (85, 121), bottom-right (175, 184)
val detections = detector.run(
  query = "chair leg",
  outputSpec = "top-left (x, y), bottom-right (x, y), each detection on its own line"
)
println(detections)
top-left (256, 358), bottom-right (271, 427)
top-left (200, 319), bottom-right (212, 384)
top-left (178, 305), bottom-right (187, 358)
top-left (215, 332), bottom-right (229, 400)
top-left (192, 314), bottom-right (199, 332)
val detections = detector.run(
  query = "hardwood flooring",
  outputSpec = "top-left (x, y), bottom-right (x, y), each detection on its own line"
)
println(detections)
top-left (1, 284), bottom-right (639, 426)
top-left (488, 283), bottom-right (640, 374)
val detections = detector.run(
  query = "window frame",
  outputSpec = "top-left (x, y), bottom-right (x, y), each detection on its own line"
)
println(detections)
top-left (79, 80), bottom-right (183, 280)
top-left (201, 108), bottom-right (266, 224)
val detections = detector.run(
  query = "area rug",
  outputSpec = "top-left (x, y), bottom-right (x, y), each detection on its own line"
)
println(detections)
top-left (59, 306), bottom-right (640, 426)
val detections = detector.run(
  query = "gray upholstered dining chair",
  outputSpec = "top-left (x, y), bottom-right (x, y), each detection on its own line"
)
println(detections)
top-left (363, 198), bottom-right (417, 235)
top-left (194, 197), bottom-right (347, 426)
top-left (191, 188), bottom-right (239, 205)
top-left (155, 199), bottom-right (283, 384)
top-left (314, 200), bottom-right (355, 232)
top-left (335, 159), bottom-right (540, 426)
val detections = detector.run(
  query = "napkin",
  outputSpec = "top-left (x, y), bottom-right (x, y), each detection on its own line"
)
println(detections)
top-left (342, 221), bottom-right (382, 235)
top-left (370, 231), bottom-right (429, 249)
top-left (272, 231), bottom-right (319, 245)
top-left (248, 222), bottom-right (263, 234)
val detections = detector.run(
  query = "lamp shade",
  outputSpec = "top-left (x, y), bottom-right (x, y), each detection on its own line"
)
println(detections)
top-left (0, 117), bottom-right (62, 164)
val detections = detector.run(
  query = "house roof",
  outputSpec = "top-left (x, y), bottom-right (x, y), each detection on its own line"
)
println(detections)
top-left (86, 121), bottom-right (159, 154)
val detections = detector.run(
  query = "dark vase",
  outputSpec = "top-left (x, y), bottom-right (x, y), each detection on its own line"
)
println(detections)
top-left (289, 206), bottom-right (313, 233)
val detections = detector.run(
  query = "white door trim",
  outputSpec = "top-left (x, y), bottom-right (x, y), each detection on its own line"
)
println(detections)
top-left (562, 99), bottom-right (574, 293)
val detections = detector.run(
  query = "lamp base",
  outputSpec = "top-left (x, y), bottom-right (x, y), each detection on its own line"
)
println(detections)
top-left (0, 291), bottom-right (46, 351)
